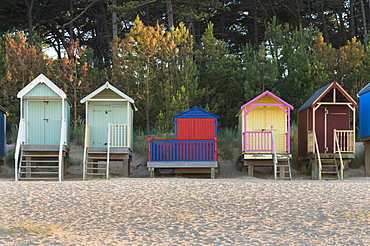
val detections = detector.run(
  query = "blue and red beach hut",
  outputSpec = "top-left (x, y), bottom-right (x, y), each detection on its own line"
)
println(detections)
top-left (147, 107), bottom-right (219, 178)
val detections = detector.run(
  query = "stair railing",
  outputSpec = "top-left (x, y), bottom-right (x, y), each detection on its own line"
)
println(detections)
top-left (312, 131), bottom-right (322, 180)
top-left (271, 126), bottom-right (278, 180)
top-left (58, 119), bottom-right (67, 181)
top-left (82, 124), bottom-right (90, 180)
top-left (334, 132), bottom-right (344, 180)
top-left (107, 123), bottom-right (111, 179)
top-left (14, 119), bottom-right (26, 181)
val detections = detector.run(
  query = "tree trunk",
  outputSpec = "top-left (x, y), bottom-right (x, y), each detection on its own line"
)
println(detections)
top-left (112, 0), bottom-right (117, 38)
top-left (26, 0), bottom-right (34, 44)
top-left (253, 7), bottom-right (258, 48)
top-left (349, 0), bottom-right (355, 39)
top-left (69, 0), bottom-right (74, 40)
top-left (167, 0), bottom-right (174, 29)
top-left (317, 0), bottom-right (329, 43)
top-left (361, 0), bottom-right (367, 46)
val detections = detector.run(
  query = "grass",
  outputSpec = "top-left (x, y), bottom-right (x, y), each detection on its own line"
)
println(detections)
top-left (133, 127), bottom-right (174, 157)
top-left (290, 122), bottom-right (300, 170)
top-left (0, 222), bottom-right (62, 235)
top-left (6, 123), bottom-right (19, 144)
top-left (70, 122), bottom-right (85, 146)
top-left (218, 127), bottom-right (241, 161)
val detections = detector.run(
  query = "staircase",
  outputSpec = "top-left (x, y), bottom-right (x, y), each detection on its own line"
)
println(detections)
top-left (84, 148), bottom-right (109, 179)
top-left (275, 154), bottom-right (292, 180)
top-left (18, 146), bottom-right (61, 181)
top-left (320, 158), bottom-right (340, 180)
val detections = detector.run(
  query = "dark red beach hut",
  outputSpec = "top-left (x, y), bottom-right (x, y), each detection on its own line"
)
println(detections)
top-left (297, 81), bottom-right (357, 179)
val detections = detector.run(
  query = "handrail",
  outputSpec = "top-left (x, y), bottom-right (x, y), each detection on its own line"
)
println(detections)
top-left (334, 133), bottom-right (344, 180)
top-left (82, 124), bottom-right (90, 180)
top-left (14, 119), bottom-right (26, 181)
top-left (107, 123), bottom-right (111, 179)
top-left (58, 119), bottom-right (67, 181)
top-left (271, 127), bottom-right (278, 180)
top-left (312, 131), bottom-right (322, 180)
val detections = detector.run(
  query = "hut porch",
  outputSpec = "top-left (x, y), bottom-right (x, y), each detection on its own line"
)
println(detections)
top-left (17, 145), bottom-right (69, 181)
top-left (83, 147), bottom-right (132, 179)
top-left (147, 137), bottom-right (218, 179)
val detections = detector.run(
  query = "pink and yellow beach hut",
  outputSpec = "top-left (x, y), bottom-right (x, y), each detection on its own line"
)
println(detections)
top-left (238, 91), bottom-right (294, 179)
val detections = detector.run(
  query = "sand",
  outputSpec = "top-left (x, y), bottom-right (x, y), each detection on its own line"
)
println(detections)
top-left (0, 177), bottom-right (369, 245)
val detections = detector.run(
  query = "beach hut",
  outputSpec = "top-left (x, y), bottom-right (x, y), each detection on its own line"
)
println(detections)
top-left (357, 83), bottom-right (370, 175)
top-left (238, 91), bottom-right (294, 180)
top-left (147, 107), bottom-right (219, 178)
top-left (297, 81), bottom-right (357, 180)
top-left (0, 106), bottom-right (7, 167)
top-left (80, 82), bottom-right (136, 179)
top-left (15, 74), bottom-right (71, 181)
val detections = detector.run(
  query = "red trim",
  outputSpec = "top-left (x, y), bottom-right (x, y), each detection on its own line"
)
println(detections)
top-left (147, 135), bottom-right (151, 162)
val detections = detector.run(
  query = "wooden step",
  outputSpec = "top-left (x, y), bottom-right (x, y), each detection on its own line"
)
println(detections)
top-left (86, 167), bottom-right (107, 170)
top-left (20, 166), bottom-right (58, 168)
top-left (21, 160), bottom-right (58, 163)
top-left (87, 156), bottom-right (108, 160)
top-left (22, 154), bottom-right (59, 157)
top-left (87, 162), bottom-right (107, 165)
top-left (86, 173), bottom-right (107, 176)
top-left (19, 171), bottom-right (59, 174)
top-left (18, 177), bottom-right (59, 180)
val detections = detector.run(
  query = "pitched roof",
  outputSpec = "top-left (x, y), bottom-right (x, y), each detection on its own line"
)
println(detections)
top-left (357, 83), bottom-right (370, 97)
top-left (240, 90), bottom-right (294, 110)
top-left (297, 81), bottom-right (358, 112)
top-left (173, 107), bottom-right (219, 119)
top-left (17, 74), bottom-right (66, 99)
top-left (80, 82), bottom-right (135, 104)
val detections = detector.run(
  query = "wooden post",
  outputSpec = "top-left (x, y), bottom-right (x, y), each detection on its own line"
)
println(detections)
top-left (247, 161), bottom-right (253, 176)
top-left (122, 155), bottom-right (130, 177)
top-left (364, 141), bottom-right (370, 175)
top-left (149, 167), bottom-right (155, 178)
top-left (211, 167), bottom-right (215, 179)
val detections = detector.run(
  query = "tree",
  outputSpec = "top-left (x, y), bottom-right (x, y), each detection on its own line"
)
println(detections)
top-left (0, 32), bottom-right (49, 126)
top-left (55, 39), bottom-right (91, 123)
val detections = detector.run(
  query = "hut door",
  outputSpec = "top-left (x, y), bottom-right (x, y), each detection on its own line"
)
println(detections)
top-left (27, 101), bottom-right (61, 145)
top-left (326, 106), bottom-right (349, 153)
top-left (91, 105), bottom-right (113, 147)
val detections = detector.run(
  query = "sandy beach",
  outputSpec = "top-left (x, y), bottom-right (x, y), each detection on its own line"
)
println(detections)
top-left (0, 177), bottom-right (369, 245)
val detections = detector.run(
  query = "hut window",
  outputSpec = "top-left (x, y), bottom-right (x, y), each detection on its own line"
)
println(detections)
top-left (44, 101), bottom-right (49, 105)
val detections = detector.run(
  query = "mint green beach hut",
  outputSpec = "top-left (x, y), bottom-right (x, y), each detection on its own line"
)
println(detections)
top-left (15, 74), bottom-right (71, 181)
top-left (80, 82), bottom-right (136, 179)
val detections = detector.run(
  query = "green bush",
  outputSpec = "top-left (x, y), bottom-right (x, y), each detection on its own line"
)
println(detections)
top-left (218, 127), bottom-right (240, 161)
top-left (6, 123), bottom-right (18, 144)
top-left (70, 122), bottom-right (85, 146)
top-left (290, 122), bottom-right (300, 170)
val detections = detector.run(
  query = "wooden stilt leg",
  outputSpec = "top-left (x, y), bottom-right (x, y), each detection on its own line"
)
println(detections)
top-left (149, 168), bottom-right (155, 178)
top-left (248, 162), bottom-right (254, 176)
top-left (122, 156), bottom-right (130, 177)
top-left (211, 167), bottom-right (215, 179)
